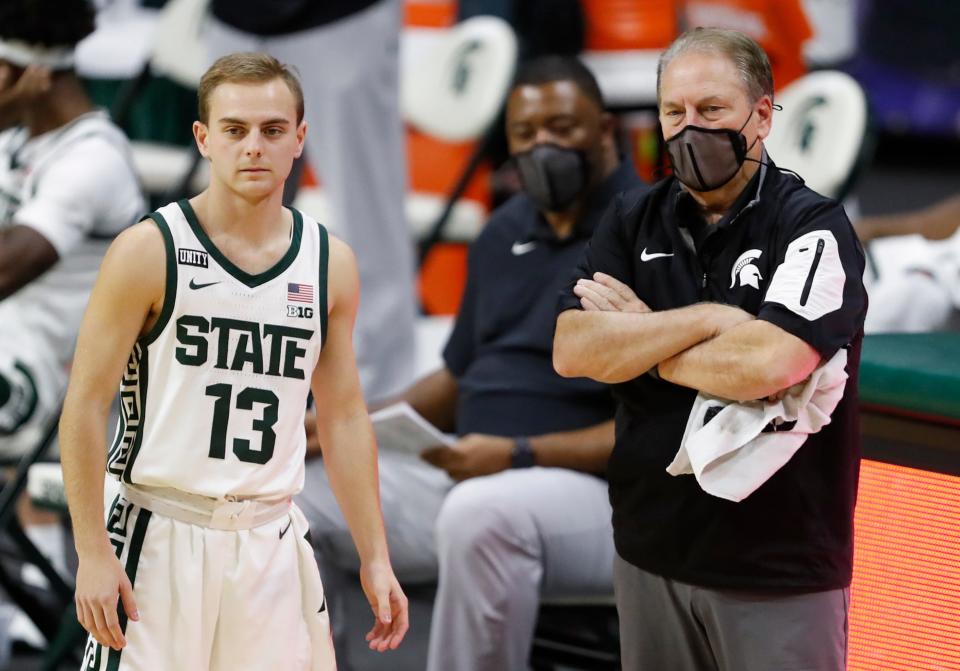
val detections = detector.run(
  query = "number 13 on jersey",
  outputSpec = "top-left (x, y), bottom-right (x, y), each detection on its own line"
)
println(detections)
top-left (205, 384), bottom-right (279, 464)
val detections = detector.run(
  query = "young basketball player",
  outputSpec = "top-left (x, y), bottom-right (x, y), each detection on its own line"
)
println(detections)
top-left (59, 53), bottom-right (408, 670)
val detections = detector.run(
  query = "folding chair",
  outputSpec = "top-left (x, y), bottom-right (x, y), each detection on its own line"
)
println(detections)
top-left (764, 69), bottom-right (873, 202)
top-left (400, 14), bottom-right (518, 261)
top-left (531, 594), bottom-right (620, 670)
top-left (0, 403), bottom-right (82, 668)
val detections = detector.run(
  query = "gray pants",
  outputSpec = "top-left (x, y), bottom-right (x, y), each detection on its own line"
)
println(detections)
top-left (614, 554), bottom-right (849, 671)
top-left (297, 451), bottom-right (615, 671)
top-left (205, 0), bottom-right (417, 400)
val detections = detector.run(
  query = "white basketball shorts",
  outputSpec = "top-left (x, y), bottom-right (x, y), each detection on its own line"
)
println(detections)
top-left (80, 486), bottom-right (336, 670)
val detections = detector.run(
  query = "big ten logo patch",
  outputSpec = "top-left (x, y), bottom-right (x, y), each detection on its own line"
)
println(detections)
top-left (287, 305), bottom-right (314, 319)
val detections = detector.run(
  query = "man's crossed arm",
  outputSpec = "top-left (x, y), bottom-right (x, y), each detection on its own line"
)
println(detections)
top-left (554, 273), bottom-right (819, 402)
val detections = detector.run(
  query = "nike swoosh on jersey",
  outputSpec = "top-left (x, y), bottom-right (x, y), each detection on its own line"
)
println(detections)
top-left (511, 241), bottom-right (537, 256)
top-left (189, 278), bottom-right (222, 290)
top-left (640, 248), bottom-right (674, 262)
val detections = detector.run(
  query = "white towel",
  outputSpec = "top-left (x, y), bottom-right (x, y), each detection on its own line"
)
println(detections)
top-left (666, 349), bottom-right (849, 502)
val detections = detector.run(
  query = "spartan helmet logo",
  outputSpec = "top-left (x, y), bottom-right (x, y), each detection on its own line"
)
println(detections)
top-left (730, 249), bottom-right (763, 290)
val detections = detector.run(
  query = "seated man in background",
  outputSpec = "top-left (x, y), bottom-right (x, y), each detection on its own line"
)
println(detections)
top-left (298, 55), bottom-right (647, 671)
top-left (0, 0), bottom-right (144, 458)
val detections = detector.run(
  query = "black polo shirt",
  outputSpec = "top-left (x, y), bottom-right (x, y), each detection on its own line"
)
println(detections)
top-left (558, 161), bottom-right (868, 591)
top-left (444, 160), bottom-right (645, 438)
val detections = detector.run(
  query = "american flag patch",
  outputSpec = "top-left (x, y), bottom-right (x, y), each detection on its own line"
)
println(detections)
top-left (287, 283), bottom-right (314, 303)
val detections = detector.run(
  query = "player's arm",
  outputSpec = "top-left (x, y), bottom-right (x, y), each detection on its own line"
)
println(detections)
top-left (60, 220), bottom-right (165, 651)
top-left (310, 236), bottom-right (408, 652)
top-left (2, 123), bottom-right (142, 301)
top-left (0, 224), bottom-right (58, 300)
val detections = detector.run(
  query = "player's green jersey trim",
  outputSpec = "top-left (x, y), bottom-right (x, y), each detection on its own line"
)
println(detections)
top-left (106, 395), bottom-right (126, 467)
top-left (177, 199), bottom-right (304, 288)
top-left (121, 346), bottom-right (148, 484)
top-left (316, 220), bottom-right (329, 348)
top-left (106, 507), bottom-right (152, 671)
top-left (140, 212), bottom-right (177, 345)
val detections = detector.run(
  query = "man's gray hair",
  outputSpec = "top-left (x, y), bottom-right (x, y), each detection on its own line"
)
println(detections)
top-left (656, 28), bottom-right (774, 105)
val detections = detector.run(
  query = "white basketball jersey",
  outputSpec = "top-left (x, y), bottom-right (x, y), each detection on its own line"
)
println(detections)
top-left (107, 200), bottom-right (328, 500)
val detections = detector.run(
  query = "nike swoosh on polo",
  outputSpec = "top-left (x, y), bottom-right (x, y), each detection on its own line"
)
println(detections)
top-left (640, 248), bottom-right (674, 262)
top-left (511, 241), bottom-right (537, 256)
top-left (279, 520), bottom-right (293, 539)
top-left (189, 278), bottom-right (222, 290)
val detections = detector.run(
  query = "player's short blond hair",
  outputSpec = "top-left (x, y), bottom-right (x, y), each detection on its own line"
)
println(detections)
top-left (198, 52), bottom-right (304, 124)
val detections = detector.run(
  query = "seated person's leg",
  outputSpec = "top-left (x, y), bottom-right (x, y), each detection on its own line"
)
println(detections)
top-left (427, 467), bottom-right (613, 671)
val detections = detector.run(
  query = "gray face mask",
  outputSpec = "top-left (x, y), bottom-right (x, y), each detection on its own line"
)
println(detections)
top-left (514, 143), bottom-right (589, 212)
top-left (665, 111), bottom-right (757, 192)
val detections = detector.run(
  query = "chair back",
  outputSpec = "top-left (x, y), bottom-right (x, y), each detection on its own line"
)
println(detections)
top-left (150, 0), bottom-right (210, 90)
top-left (764, 70), bottom-right (871, 200)
top-left (401, 15), bottom-right (517, 142)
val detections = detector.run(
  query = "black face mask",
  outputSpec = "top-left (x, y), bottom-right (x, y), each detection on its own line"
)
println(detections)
top-left (665, 110), bottom-right (759, 192)
top-left (514, 143), bottom-right (589, 213)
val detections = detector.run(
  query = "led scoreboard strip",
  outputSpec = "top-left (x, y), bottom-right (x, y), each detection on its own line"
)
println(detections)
top-left (850, 458), bottom-right (960, 670)
top-left (853, 334), bottom-right (960, 671)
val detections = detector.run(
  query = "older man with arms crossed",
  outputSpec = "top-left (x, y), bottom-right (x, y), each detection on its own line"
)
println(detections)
top-left (555, 29), bottom-right (867, 671)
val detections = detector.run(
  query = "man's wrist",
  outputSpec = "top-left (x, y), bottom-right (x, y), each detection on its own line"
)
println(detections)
top-left (511, 436), bottom-right (536, 468)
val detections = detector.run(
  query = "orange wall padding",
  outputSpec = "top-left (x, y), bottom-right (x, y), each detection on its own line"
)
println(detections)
top-left (299, 131), bottom-right (493, 208)
top-left (681, 0), bottom-right (813, 90)
top-left (849, 460), bottom-right (960, 670)
top-left (404, 1), bottom-right (457, 28)
top-left (582, 0), bottom-right (678, 50)
top-left (407, 129), bottom-right (492, 207)
top-left (418, 243), bottom-right (468, 315)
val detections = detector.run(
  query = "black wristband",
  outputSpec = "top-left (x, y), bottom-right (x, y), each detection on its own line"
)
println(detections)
top-left (511, 436), bottom-right (536, 468)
